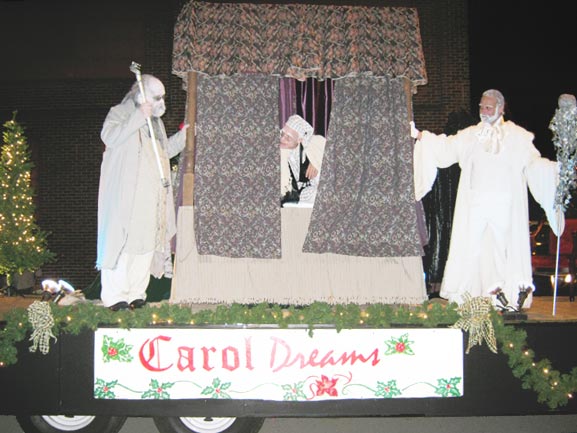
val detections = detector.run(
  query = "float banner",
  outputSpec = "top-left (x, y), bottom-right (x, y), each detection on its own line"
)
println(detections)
top-left (94, 328), bottom-right (463, 401)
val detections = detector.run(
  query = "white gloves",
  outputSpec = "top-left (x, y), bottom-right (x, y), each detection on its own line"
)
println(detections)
top-left (410, 121), bottom-right (420, 140)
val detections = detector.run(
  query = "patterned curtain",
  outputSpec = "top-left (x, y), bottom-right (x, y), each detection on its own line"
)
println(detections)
top-left (303, 76), bottom-right (423, 257)
top-left (173, 1), bottom-right (427, 86)
top-left (194, 74), bottom-right (281, 258)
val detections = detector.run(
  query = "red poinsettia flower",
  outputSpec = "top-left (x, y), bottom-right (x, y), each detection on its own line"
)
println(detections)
top-left (315, 375), bottom-right (339, 397)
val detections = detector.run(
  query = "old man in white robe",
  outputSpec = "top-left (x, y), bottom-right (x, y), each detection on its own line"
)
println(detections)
top-left (97, 74), bottom-right (187, 311)
top-left (280, 115), bottom-right (326, 206)
top-left (412, 89), bottom-right (563, 309)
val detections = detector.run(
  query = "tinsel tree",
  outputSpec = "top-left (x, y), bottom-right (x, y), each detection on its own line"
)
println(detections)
top-left (549, 94), bottom-right (577, 212)
top-left (0, 112), bottom-right (55, 285)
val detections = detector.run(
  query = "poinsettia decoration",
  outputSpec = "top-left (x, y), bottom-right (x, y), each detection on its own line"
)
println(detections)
top-left (314, 374), bottom-right (339, 397)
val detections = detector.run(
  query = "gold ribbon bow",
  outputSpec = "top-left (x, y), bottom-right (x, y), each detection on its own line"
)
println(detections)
top-left (451, 293), bottom-right (498, 354)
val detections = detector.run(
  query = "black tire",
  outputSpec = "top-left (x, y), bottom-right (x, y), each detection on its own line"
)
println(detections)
top-left (15, 415), bottom-right (127, 433)
top-left (153, 416), bottom-right (265, 433)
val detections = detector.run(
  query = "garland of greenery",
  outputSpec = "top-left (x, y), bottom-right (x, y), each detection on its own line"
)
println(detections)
top-left (1, 300), bottom-right (577, 409)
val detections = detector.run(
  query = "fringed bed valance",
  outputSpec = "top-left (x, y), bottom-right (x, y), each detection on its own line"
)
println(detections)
top-left (172, 0), bottom-right (428, 86)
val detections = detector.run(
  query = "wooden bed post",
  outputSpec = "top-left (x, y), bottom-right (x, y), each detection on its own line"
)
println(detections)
top-left (403, 77), bottom-right (413, 120)
top-left (183, 71), bottom-right (197, 206)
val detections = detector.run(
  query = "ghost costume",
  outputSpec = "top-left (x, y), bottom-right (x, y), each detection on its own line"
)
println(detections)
top-left (414, 117), bottom-right (563, 308)
top-left (97, 76), bottom-right (186, 307)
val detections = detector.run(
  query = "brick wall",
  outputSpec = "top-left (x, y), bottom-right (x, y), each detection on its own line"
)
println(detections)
top-left (0, 0), bottom-right (469, 291)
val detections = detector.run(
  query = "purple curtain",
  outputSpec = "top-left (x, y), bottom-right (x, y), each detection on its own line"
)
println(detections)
top-left (279, 78), bottom-right (296, 129)
top-left (296, 78), bottom-right (334, 137)
top-left (280, 77), bottom-right (334, 137)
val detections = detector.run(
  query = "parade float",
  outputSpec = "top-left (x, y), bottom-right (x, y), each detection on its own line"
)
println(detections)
top-left (2, 2), bottom-right (577, 433)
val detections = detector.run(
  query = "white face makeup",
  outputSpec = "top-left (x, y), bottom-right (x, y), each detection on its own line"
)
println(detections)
top-left (279, 125), bottom-right (300, 149)
top-left (146, 78), bottom-right (166, 118)
top-left (479, 95), bottom-right (502, 125)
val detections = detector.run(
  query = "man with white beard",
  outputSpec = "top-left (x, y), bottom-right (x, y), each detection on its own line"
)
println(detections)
top-left (97, 74), bottom-right (188, 311)
top-left (411, 89), bottom-right (563, 310)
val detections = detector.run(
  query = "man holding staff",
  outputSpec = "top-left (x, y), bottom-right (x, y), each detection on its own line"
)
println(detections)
top-left (96, 73), bottom-right (188, 311)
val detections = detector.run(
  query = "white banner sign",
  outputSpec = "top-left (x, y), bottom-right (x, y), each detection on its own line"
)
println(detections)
top-left (94, 327), bottom-right (463, 401)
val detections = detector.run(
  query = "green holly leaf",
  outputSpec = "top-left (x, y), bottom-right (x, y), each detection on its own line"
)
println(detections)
top-left (282, 381), bottom-right (307, 401)
top-left (434, 377), bottom-right (462, 397)
top-left (141, 378), bottom-right (174, 399)
top-left (101, 335), bottom-right (133, 363)
top-left (384, 333), bottom-right (415, 356)
top-left (375, 380), bottom-right (402, 398)
top-left (94, 378), bottom-right (118, 399)
top-left (201, 377), bottom-right (232, 399)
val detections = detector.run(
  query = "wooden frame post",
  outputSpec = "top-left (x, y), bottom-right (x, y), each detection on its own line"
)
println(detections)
top-left (183, 71), bottom-right (197, 206)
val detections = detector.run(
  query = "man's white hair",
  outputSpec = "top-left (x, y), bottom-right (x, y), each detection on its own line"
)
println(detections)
top-left (122, 74), bottom-right (161, 104)
top-left (482, 89), bottom-right (505, 109)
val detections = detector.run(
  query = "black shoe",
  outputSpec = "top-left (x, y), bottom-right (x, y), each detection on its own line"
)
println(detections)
top-left (130, 299), bottom-right (147, 309)
top-left (109, 301), bottom-right (130, 312)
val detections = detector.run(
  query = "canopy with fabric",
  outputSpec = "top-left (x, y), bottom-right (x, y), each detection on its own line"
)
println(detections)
top-left (169, 0), bottom-right (429, 305)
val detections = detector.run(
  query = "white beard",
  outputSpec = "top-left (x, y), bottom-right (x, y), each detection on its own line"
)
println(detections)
top-left (477, 117), bottom-right (504, 154)
top-left (480, 108), bottom-right (501, 125)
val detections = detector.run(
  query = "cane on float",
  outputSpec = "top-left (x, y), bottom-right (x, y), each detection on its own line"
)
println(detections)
top-left (552, 211), bottom-right (562, 316)
top-left (129, 61), bottom-right (169, 187)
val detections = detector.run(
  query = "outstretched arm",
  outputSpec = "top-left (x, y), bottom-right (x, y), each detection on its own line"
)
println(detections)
top-left (527, 157), bottom-right (565, 236)
top-left (412, 123), bottom-right (462, 201)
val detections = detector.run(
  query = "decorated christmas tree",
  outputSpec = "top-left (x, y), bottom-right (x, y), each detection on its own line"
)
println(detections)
top-left (0, 112), bottom-right (55, 286)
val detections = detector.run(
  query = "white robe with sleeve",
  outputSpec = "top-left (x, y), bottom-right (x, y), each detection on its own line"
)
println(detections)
top-left (97, 99), bottom-right (187, 277)
top-left (280, 135), bottom-right (326, 204)
top-left (414, 119), bottom-right (563, 308)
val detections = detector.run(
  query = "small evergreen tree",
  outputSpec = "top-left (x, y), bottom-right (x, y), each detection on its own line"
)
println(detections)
top-left (0, 112), bottom-right (55, 286)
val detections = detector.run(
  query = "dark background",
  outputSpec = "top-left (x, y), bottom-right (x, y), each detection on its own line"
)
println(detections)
top-left (2, 0), bottom-right (572, 154)
top-left (3, 0), bottom-right (574, 154)
top-left (468, 0), bottom-right (577, 160)
top-left (1, 0), bottom-right (575, 290)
